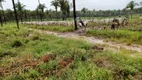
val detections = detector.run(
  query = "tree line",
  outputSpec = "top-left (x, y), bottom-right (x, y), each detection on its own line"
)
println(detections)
top-left (0, 0), bottom-right (142, 26)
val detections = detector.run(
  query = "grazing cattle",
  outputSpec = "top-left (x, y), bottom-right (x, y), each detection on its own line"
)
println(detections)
top-left (122, 18), bottom-right (128, 26)
top-left (111, 17), bottom-right (128, 30)
top-left (118, 17), bottom-right (128, 27)
top-left (111, 18), bottom-right (119, 29)
top-left (111, 24), bottom-right (116, 30)
top-left (77, 18), bottom-right (88, 31)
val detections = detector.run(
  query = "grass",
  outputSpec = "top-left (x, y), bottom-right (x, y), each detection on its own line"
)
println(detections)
top-left (0, 23), bottom-right (142, 80)
top-left (86, 29), bottom-right (142, 45)
top-left (23, 24), bottom-right (74, 32)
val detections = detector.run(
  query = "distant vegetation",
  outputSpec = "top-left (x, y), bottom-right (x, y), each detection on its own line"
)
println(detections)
top-left (0, 0), bottom-right (142, 25)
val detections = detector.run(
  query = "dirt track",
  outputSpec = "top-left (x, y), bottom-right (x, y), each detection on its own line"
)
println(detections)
top-left (28, 28), bottom-right (142, 53)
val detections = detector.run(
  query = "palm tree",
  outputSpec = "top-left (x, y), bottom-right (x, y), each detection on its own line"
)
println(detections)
top-left (15, 0), bottom-right (26, 23)
top-left (12, 0), bottom-right (19, 29)
top-left (58, 0), bottom-right (70, 20)
top-left (37, 0), bottom-right (46, 22)
top-left (81, 7), bottom-right (88, 16)
top-left (51, 0), bottom-right (59, 14)
top-left (51, 0), bottom-right (59, 20)
top-left (126, 1), bottom-right (138, 19)
top-left (36, 4), bottom-right (46, 22)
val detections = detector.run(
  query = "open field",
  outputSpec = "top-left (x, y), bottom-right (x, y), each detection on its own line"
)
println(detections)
top-left (1, 0), bottom-right (142, 79)
top-left (0, 21), bottom-right (142, 79)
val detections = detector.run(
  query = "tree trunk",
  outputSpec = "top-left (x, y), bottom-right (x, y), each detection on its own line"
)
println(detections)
top-left (0, 12), bottom-right (3, 26)
top-left (131, 10), bottom-right (133, 19)
top-left (39, 11), bottom-right (42, 22)
top-left (20, 10), bottom-right (23, 23)
top-left (2, 9), bottom-right (6, 24)
top-left (42, 10), bottom-right (44, 21)
top-left (12, 0), bottom-right (19, 29)
top-left (73, 0), bottom-right (78, 30)
top-left (1, 3), bottom-right (6, 24)
top-left (24, 10), bottom-right (28, 21)
top-left (56, 8), bottom-right (58, 21)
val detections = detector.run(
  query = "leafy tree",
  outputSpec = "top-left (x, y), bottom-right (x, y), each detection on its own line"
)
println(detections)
top-left (126, 1), bottom-right (138, 19)
top-left (37, 0), bottom-right (46, 21)
top-left (51, 0), bottom-right (59, 20)
top-left (15, 0), bottom-right (26, 23)
top-left (81, 7), bottom-right (88, 14)
top-left (51, 0), bottom-right (59, 13)
top-left (5, 9), bottom-right (14, 21)
top-left (58, 0), bottom-right (70, 20)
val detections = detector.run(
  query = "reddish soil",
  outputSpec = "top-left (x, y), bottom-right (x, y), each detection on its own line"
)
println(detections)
top-left (0, 54), bottom-right (53, 76)
top-left (44, 57), bottom-right (74, 76)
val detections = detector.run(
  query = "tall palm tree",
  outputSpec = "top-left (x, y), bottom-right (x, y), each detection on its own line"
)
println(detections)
top-left (58, 0), bottom-right (70, 20)
top-left (12, 0), bottom-right (19, 29)
top-left (37, 0), bottom-right (46, 22)
top-left (15, 0), bottom-right (26, 23)
top-left (51, 0), bottom-right (59, 20)
top-left (81, 7), bottom-right (88, 16)
top-left (51, 0), bottom-right (59, 14)
top-left (126, 1), bottom-right (138, 19)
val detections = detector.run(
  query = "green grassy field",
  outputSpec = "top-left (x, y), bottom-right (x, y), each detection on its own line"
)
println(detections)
top-left (23, 24), bottom-right (74, 32)
top-left (86, 29), bottom-right (142, 45)
top-left (0, 23), bottom-right (142, 80)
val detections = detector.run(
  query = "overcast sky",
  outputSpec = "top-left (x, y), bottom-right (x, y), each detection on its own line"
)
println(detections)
top-left (2, 0), bottom-right (142, 11)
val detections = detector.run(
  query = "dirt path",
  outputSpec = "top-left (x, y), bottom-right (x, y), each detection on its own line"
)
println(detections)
top-left (29, 28), bottom-right (142, 53)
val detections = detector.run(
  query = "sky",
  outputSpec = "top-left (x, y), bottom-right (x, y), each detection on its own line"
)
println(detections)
top-left (2, 0), bottom-right (142, 11)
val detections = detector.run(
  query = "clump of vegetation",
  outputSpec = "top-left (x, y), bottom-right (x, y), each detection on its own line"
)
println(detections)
top-left (32, 35), bottom-right (40, 40)
top-left (12, 40), bottom-right (23, 48)
top-left (0, 50), bottom-right (17, 58)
